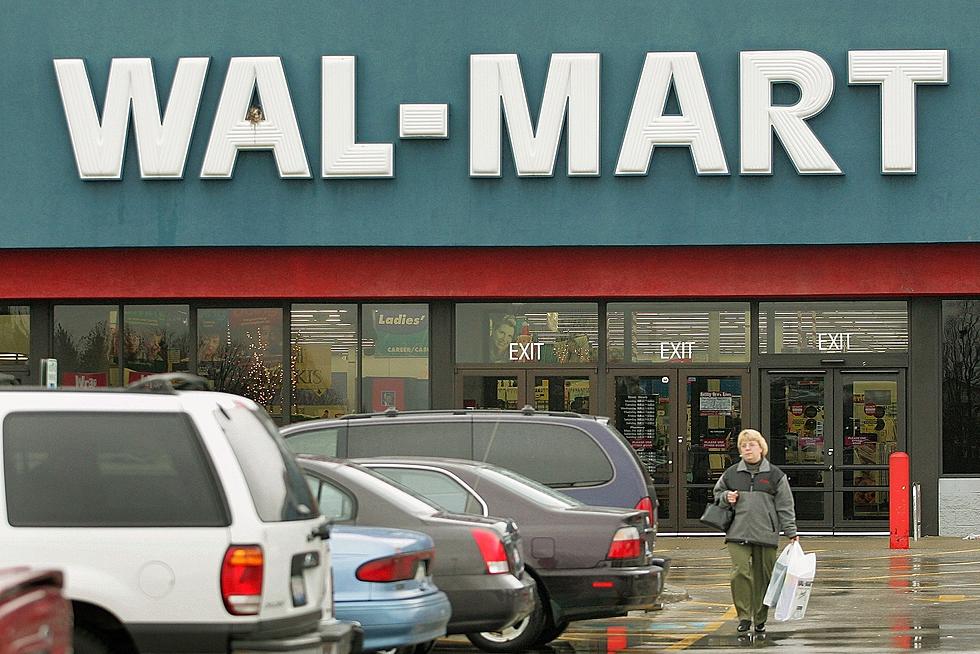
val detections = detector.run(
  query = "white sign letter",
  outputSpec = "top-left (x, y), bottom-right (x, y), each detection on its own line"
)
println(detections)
top-left (848, 50), bottom-right (948, 174)
top-left (616, 52), bottom-right (728, 176)
top-left (470, 53), bottom-right (600, 177)
top-left (201, 57), bottom-right (310, 179)
top-left (54, 57), bottom-right (209, 180)
top-left (322, 56), bottom-right (393, 178)
top-left (740, 51), bottom-right (842, 175)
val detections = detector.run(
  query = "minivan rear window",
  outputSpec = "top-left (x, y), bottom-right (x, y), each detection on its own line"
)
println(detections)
top-left (473, 421), bottom-right (613, 488)
top-left (346, 422), bottom-right (472, 458)
top-left (218, 406), bottom-right (318, 522)
top-left (3, 412), bottom-right (229, 527)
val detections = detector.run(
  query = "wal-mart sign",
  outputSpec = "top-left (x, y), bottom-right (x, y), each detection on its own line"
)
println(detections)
top-left (55, 50), bottom-right (947, 181)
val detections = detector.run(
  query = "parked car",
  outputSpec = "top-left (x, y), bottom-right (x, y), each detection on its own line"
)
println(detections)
top-left (281, 408), bottom-right (658, 527)
top-left (330, 526), bottom-right (451, 654)
top-left (0, 567), bottom-right (72, 654)
top-left (360, 457), bottom-right (669, 651)
top-left (297, 455), bottom-right (536, 644)
top-left (0, 374), bottom-right (356, 654)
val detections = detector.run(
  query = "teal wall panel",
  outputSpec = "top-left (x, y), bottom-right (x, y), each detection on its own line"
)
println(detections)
top-left (0, 0), bottom-right (976, 247)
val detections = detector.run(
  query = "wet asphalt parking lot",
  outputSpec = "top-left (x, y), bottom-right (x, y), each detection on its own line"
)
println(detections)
top-left (435, 536), bottom-right (980, 653)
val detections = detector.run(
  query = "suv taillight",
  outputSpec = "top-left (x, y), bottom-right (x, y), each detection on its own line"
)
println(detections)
top-left (356, 550), bottom-right (434, 582)
top-left (635, 496), bottom-right (656, 527)
top-left (607, 526), bottom-right (642, 560)
top-left (221, 545), bottom-right (263, 615)
top-left (471, 528), bottom-right (510, 574)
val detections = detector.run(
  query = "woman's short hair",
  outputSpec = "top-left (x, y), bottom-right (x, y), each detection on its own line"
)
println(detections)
top-left (737, 429), bottom-right (769, 457)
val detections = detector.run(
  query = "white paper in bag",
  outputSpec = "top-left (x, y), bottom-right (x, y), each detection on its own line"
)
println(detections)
top-left (773, 544), bottom-right (816, 621)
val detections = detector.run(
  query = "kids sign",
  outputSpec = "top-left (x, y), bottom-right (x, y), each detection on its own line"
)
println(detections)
top-left (54, 50), bottom-right (948, 181)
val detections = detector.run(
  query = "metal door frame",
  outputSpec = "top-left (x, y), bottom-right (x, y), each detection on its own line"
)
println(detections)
top-left (454, 368), bottom-right (598, 411)
top-left (606, 368), bottom-right (750, 534)
top-left (763, 368), bottom-right (906, 534)
top-left (605, 370), bottom-right (681, 533)
top-left (834, 369), bottom-right (906, 531)
top-left (762, 370), bottom-right (835, 531)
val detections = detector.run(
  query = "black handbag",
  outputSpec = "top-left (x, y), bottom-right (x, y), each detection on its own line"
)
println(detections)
top-left (700, 502), bottom-right (734, 531)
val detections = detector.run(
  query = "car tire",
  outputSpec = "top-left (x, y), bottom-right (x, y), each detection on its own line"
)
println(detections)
top-left (466, 592), bottom-right (547, 653)
top-left (72, 627), bottom-right (113, 654)
top-left (533, 619), bottom-right (570, 647)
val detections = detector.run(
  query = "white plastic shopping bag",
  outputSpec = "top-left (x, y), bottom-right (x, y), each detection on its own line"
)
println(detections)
top-left (763, 541), bottom-right (798, 608)
top-left (773, 542), bottom-right (816, 621)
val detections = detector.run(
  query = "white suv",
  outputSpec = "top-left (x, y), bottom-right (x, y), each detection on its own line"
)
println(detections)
top-left (0, 376), bottom-right (355, 654)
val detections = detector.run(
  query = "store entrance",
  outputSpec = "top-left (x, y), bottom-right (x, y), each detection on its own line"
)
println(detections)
top-left (763, 370), bottom-right (906, 533)
top-left (608, 369), bottom-right (750, 534)
top-left (456, 369), bottom-right (596, 413)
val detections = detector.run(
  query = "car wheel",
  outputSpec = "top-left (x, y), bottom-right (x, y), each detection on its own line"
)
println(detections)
top-left (533, 619), bottom-right (570, 647)
top-left (466, 593), bottom-right (547, 653)
top-left (72, 627), bottom-right (113, 654)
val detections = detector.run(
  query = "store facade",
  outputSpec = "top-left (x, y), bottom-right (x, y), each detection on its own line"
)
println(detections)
top-left (1, 2), bottom-right (977, 535)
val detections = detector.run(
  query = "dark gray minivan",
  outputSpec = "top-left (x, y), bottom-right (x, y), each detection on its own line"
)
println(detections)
top-left (280, 408), bottom-right (659, 531)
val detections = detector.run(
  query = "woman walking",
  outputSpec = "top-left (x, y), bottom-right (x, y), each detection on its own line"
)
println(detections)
top-left (713, 429), bottom-right (798, 635)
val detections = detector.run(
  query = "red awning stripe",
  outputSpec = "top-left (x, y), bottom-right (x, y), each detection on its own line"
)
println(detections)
top-left (0, 244), bottom-right (977, 300)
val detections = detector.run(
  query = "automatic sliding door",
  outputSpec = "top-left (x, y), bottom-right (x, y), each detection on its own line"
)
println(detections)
top-left (682, 372), bottom-right (748, 529)
top-left (611, 373), bottom-right (677, 532)
top-left (836, 372), bottom-right (904, 526)
top-left (764, 372), bottom-right (834, 529)
top-left (764, 370), bottom-right (905, 532)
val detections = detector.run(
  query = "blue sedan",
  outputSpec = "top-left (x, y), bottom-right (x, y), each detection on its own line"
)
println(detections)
top-left (331, 526), bottom-right (452, 654)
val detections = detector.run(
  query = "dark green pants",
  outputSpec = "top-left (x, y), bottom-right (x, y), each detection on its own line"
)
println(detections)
top-left (727, 542), bottom-right (778, 624)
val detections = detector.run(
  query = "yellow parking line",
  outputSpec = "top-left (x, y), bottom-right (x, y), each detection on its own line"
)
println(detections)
top-left (666, 606), bottom-right (737, 651)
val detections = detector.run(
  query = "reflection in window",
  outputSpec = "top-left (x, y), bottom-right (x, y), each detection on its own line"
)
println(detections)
top-left (290, 304), bottom-right (357, 422)
top-left (362, 304), bottom-right (429, 411)
top-left (942, 300), bottom-right (980, 474)
top-left (54, 305), bottom-right (119, 387)
top-left (197, 308), bottom-right (284, 418)
top-left (759, 301), bottom-right (908, 354)
top-left (456, 303), bottom-right (598, 365)
top-left (0, 306), bottom-right (29, 363)
top-left (123, 305), bottom-right (190, 384)
top-left (607, 303), bottom-right (749, 364)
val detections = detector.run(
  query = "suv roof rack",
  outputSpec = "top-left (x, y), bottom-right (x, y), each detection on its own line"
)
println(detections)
top-left (336, 406), bottom-right (594, 421)
top-left (126, 373), bottom-right (212, 394)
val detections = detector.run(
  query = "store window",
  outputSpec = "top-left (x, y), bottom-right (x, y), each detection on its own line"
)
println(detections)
top-left (607, 303), bottom-right (749, 364)
top-left (123, 305), bottom-right (190, 384)
top-left (0, 306), bottom-right (29, 364)
top-left (942, 300), bottom-right (980, 474)
top-left (290, 304), bottom-right (358, 421)
top-left (197, 308), bottom-right (284, 419)
top-left (456, 303), bottom-right (598, 365)
top-left (53, 305), bottom-right (119, 387)
top-left (759, 301), bottom-right (908, 354)
top-left (362, 304), bottom-right (429, 411)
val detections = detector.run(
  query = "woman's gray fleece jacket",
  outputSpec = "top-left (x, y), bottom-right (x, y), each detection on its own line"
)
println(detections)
top-left (712, 458), bottom-right (798, 547)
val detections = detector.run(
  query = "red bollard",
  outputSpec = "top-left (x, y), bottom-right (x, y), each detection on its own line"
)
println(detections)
top-left (889, 452), bottom-right (910, 549)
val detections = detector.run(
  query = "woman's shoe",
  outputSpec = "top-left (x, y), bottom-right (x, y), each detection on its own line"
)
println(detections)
top-left (754, 623), bottom-right (766, 633)
top-left (737, 620), bottom-right (752, 633)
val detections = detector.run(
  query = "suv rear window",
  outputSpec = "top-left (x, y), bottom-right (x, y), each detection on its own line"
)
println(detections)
top-left (3, 412), bottom-right (228, 527)
top-left (473, 421), bottom-right (613, 488)
top-left (346, 422), bottom-right (472, 458)
top-left (218, 406), bottom-right (318, 522)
